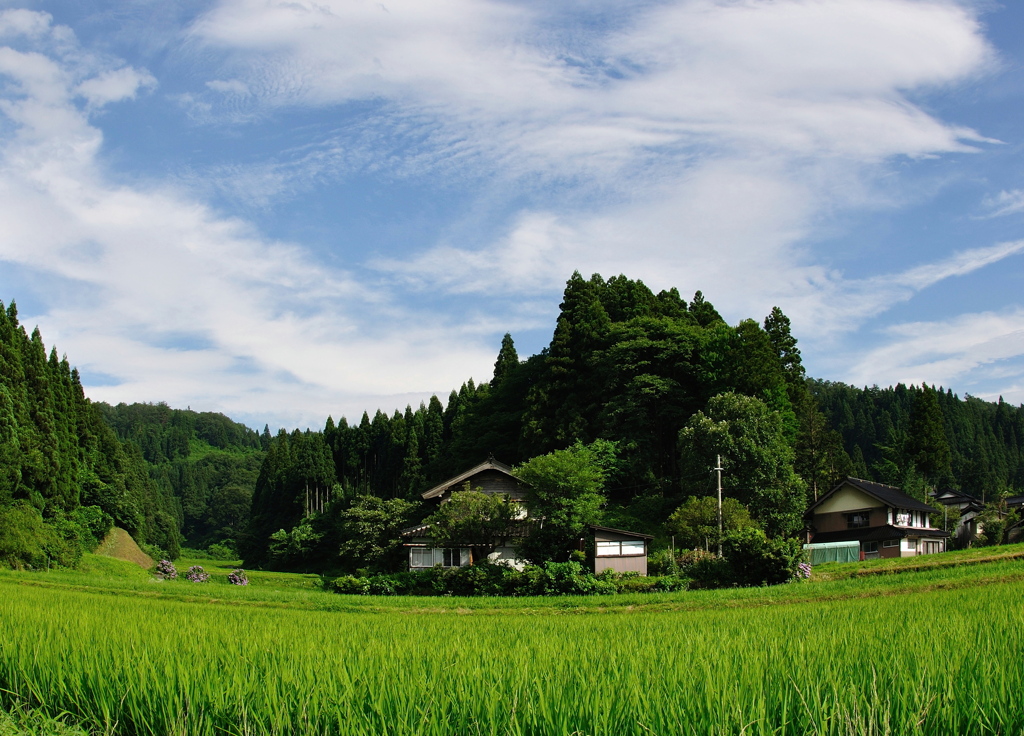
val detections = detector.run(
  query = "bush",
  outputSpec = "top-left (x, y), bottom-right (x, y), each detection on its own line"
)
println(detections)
top-left (71, 506), bottom-right (113, 550)
top-left (227, 569), bottom-right (248, 585)
top-left (155, 560), bottom-right (178, 579)
top-left (722, 528), bottom-right (806, 586)
top-left (207, 543), bottom-right (237, 561)
top-left (327, 561), bottom-right (689, 597)
top-left (331, 575), bottom-right (370, 595)
top-left (686, 555), bottom-right (732, 589)
top-left (0, 505), bottom-right (80, 569)
top-left (647, 548), bottom-right (681, 576)
top-left (184, 565), bottom-right (210, 583)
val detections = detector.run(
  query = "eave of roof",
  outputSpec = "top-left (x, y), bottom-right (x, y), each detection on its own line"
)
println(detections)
top-left (420, 458), bottom-right (522, 500)
top-left (809, 525), bottom-right (950, 544)
top-left (589, 524), bottom-right (654, 540)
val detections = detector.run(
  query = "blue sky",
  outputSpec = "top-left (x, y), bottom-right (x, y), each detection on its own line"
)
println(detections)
top-left (2, 0), bottom-right (1024, 431)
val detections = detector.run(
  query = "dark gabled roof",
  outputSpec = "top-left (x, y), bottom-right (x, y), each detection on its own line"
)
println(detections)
top-left (420, 458), bottom-right (524, 500)
top-left (810, 525), bottom-right (949, 544)
top-left (808, 477), bottom-right (936, 515)
top-left (589, 524), bottom-right (654, 540)
top-left (1008, 495), bottom-right (1024, 508)
top-left (932, 488), bottom-right (981, 504)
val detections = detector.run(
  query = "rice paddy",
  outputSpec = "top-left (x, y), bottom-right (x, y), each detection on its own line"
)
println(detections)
top-left (1, 552), bottom-right (1023, 735)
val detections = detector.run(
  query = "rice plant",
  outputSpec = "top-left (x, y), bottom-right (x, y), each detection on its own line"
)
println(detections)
top-left (1, 574), bottom-right (1021, 735)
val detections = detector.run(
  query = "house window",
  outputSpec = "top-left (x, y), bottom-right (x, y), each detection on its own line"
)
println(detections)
top-left (863, 541), bottom-right (878, 554)
top-left (410, 548), bottom-right (433, 568)
top-left (442, 548), bottom-right (461, 567)
top-left (595, 540), bottom-right (646, 556)
top-left (620, 540), bottom-right (646, 555)
top-left (906, 539), bottom-right (918, 551)
top-left (846, 511), bottom-right (871, 529)
top-left (410, 547), bottom-right (468, 568)
top-left (896, 511), bottom-right (911, 526)
top-left (882, 539), bottom-right (899, 548)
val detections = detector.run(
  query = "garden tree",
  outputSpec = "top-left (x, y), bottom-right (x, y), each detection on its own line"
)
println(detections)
top-left (975, 490), bottom-right (1022, 546)
top-left (665, 496), bottom-right (757, 552)
top-left (425, 486), bottom-right (522, 563)
top-left (336, 495), bottom-right (417, 572)
top-left (513, 439), bottom-right (616, 563)
top-left (678, 392), bottom-right (806, 537)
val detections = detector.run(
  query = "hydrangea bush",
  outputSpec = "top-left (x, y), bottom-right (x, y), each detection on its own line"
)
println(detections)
top-left (155, 560), bottom-right (177, 579)
top-left (795, 562), bottom-right (812, 580)
top-left (184, 565), bottom-right (210, 583)
top-left (227, 569), bottom-right (248, 586)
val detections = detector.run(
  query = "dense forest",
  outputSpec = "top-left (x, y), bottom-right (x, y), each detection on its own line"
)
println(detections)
top-left (97, 402), bottom-right (266, 552)
top-left (4, 273), bottom-right (1024, 571)
top-left (239, 273), bottom-right (1024, 571)
top-left (0, 300), bottom-right (180, 567)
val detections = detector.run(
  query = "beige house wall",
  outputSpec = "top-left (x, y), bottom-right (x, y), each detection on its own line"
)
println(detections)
top-left (815, 485), bottom-right (880, 514)
top-left (595, 555), bottom-right (648, 575)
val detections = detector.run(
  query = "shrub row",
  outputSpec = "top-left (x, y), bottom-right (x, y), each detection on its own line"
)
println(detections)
top-left (329, 560), bottom-right (691, 597)
top-left (327, 529), bottom-right (808, 597)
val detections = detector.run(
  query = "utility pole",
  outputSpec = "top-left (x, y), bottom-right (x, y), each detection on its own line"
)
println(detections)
top-left (715, 454), bottom-right (724, 558)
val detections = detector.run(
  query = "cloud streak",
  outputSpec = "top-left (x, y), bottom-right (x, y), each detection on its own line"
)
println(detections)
top-left (0, 10), bottom-right (498, 428)
top-left (3, 1), bottom-right (1023, 429)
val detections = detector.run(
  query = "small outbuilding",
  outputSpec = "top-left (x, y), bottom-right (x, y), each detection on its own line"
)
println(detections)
top-left (589, 525), bottom-right (653, 575)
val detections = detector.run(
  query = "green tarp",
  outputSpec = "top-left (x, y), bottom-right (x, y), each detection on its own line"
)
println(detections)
top-left (803, 541), bottom-right (860, 565)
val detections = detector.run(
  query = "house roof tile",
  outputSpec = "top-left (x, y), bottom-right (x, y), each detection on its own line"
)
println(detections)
top-left (808, 477), bottom-right (937, 515)
top-left (420, 457), bottom-right (523, 500)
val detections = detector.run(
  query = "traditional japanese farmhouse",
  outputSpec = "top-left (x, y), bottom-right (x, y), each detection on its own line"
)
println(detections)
top-left (804, 477), bottom-right (949, 562)
top-left (401, 457), bottom-right (652, 574)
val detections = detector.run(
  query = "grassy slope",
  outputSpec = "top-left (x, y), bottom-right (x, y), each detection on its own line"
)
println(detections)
top-left (2, 543), bottom-right (1023, 615)
top-left (93, 528), bottom-right (154, 569)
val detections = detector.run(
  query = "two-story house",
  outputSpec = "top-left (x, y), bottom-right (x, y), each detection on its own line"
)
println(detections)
top-left (805, 477), bottom-right (949, 561)
top-left (401, 457), bottom-right (652, 574)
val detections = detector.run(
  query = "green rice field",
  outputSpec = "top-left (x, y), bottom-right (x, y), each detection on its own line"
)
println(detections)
top-left (2, 550), bottom-right (1023, 735)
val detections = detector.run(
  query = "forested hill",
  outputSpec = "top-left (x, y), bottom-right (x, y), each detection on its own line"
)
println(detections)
top-left (243, 272), bottom-right (1024, 570)
top-left (0, 301), bottom-right (180, 567)
top-left (97, 403), bottom-right (266, 553)
top-left (5, 272), bottom-right (1024, 572)
top-left (812, 380), bottom-right (1024, 499)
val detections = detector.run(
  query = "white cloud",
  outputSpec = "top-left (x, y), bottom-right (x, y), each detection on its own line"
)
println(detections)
top-left (206, 78), bottom-right (250, 96)
top-left (189, 0), bottom-right (992, 182)
top-left (0, 11), bottom-right (497, 428)
top-left (195, 0), bottom-right (1002, 334)
top-left (842, 308), bottom-right (1024, 401)
top-left (76, 66), bottom-right (156, 107)
top-left (2, 1), bottom-right (1020, 428)
top-left (982, 189), bottom-right (1024, 218)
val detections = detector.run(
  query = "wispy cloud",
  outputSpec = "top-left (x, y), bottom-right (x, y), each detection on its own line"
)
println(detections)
top-left (981, 189), bottom-right (1024, 218)
top-left (0, 10), bottom-right (498, 428)
top-left (843, 308), bottom-right (1024, 401)
top-left (2, 1), bottom-right (1020, 429)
